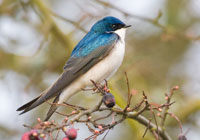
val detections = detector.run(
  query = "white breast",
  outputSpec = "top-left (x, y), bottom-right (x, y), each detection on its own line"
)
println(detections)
top-left (80, 28), bottom-right (126, 85)
top-left (59, 28), bottom-right (126, 103)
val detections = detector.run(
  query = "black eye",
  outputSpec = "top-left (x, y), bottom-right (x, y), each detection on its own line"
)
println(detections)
top-left (111, 24), bottom-right (118, 30)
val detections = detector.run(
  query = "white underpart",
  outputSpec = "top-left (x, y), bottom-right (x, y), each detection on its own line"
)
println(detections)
top-left (59, 28), bottom-right (126, 103)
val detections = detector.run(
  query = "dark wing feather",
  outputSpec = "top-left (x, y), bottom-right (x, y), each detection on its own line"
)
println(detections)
top-left (17, 33), bottom-right (118, 115)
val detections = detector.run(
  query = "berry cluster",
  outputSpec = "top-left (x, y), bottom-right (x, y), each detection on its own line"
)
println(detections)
top-left (22, 130), bottom-right (45, 140)
top-left (22, 128), bottom-right (78, 140)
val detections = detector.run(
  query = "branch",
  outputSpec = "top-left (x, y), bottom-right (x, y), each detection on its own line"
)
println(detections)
top-left (22, 80), bottom-right (183, 140)
top-left (128, 114), bottom-right (172, 140)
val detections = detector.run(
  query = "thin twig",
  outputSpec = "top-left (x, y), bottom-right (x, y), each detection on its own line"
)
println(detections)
top-left (142, 118), bottom-right (152, 138)
top-left (124, 72), bottom-right (132, 111)
top-left (161, 86), bottom-right (178, 128)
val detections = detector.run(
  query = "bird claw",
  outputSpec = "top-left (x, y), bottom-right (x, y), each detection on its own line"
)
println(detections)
top-left (103, 80), bottom-right (110, 93)
top-left (111, 112), bottom-right (116, 124)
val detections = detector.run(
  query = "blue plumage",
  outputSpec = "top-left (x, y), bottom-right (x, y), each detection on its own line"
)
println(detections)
top-left (71, 16), bottom-right (125, 57)
top-left (71, 33), bottom-right (118, 57)
top-left (17, 16), bottom-right (130, 121)
top-left (91, 16), bottom-right (125, 33)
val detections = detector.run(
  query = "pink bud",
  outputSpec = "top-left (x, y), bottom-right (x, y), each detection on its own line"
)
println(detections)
top-left (64, 117), bottom-right (68, 122)
top-left (94, 130), bottom-right (99, 134)
top-left (165, 96), bottom-right (169, 100)
top-left (71, 110), bottom-right (77, 114)
top-left (88, 116), bottom-right (92, 120)
top-left (157, 113), bottom-right (161, 117)
top-left (43, 121), bottom-right (50, 126)
top-left (98, 125), bottom-right (103, 130)
top-left (158, 108), bottom-right (162, 112)
top-left (37, 118), bottom-right (41, 123)
top-left (174, 85), bottom-right (179, 90)
top-left (126, 107), bottom-right (131, 112)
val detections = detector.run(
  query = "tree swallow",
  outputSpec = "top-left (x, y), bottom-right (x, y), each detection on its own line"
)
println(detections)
top-left (17, 16), bottom-right (131, 120)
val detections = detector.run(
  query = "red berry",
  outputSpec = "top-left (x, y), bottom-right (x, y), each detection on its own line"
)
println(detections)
top-left (178, 135), bottom-right (187, 140)
top-left (62, 137), bottom-right (70, 140)
top-left (22, 130), bottom-right (40, 140)
top-left (66, 128), bottom-right (77, 140)
top-left (22, 132), bottom-right (30, 140)
top-left (103, 93), bottom-right (115, 108)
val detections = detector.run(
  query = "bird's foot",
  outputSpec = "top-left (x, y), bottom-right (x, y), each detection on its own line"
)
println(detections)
top-left (111, 112), bottom-right (116, 124)
top-left (103, 80), bottom-right (110, 93)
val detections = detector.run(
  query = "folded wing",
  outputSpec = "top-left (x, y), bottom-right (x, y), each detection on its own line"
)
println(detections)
top-left (17, 33), bottom-right (119, 115)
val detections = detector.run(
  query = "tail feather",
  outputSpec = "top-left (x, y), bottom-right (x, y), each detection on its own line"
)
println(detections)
top-left (17, 95), bottom-right (41, 111)
top-left (17, 90), bottom-right (49, 115)
top-left (18, 97), bottom-right (45, 115)
top-left (17, 86), bottom-right (56, 115)
top-left (17, 89), bottom-right (61, 117)
top-left (44, 91), bottom-right (61, 121)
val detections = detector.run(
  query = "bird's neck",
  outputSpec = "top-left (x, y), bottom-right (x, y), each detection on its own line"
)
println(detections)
top-left (113, 28), bottom-right (126, 41)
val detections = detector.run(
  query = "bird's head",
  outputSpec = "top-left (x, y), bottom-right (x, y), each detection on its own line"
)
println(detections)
top-left (90, 16), bottom-right (131, 34)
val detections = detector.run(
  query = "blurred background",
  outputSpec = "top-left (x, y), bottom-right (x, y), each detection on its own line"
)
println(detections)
top-left (0, 0), bottom-right (200, 139)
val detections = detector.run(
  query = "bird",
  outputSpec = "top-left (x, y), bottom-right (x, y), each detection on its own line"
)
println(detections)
top-left (17, 16), bottom-right (131, 121)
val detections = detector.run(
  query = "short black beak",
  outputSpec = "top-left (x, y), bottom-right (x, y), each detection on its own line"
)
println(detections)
top-left (124, 25), bottom-right (131, 28)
